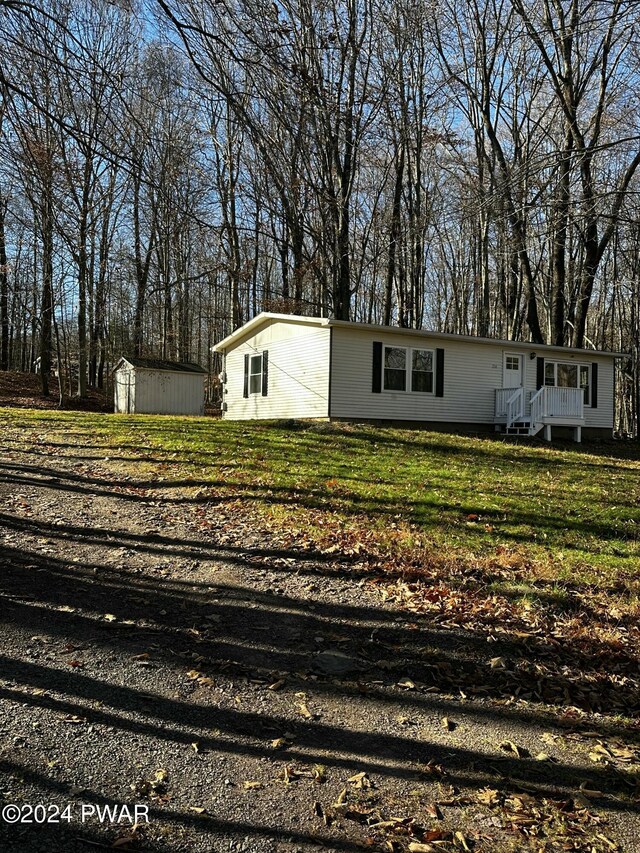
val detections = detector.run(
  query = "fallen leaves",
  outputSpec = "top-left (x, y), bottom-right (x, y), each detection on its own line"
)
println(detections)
top-left (424, 803), bottom-right (443, 820)
top-left (588, 740), bottom-right (639, 765)
top-left (313, 764), bottom-right (327, 783)
top-left (294, 691), bottom-right (318, 719)
top-left (131, 768), bottom-right (170, 803)
top-left (476, 788), bottom-right (500, 807)
top-left (270, 737), bottom-right (291, 749)
top-left (279, 763), bottom-right (326, 785)
top-left (334, 787), bottom-right (348, 806)
top-left (454, 831), bottom-right (471, 852)
top-left (185, 669), bottom-right (215, 687)
top-left (347, 771), bottom-right (372, 790)
top-left (318, 779), bottom-right (483, 853)
top-left (471, 784), bottom-right (620, 851)
top-left (366, 555), bottom-right (640, 716)
top-left (498, 740), bottom-right (530, 759)
top-left (534, 751), bottom-right (556, 762)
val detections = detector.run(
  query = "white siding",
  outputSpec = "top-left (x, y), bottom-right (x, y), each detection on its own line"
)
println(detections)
top-left (223, 319), bottom-right (330, 420)
top-left (330, 327), bottom-right (614, 429)
top-left (134, 370), bottom-right (205, 415)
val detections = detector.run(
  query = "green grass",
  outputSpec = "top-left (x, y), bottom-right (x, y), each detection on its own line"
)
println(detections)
top-left (3, 408), bottom-right (640, 590)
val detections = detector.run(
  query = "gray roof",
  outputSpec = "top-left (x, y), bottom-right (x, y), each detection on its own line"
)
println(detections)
top-left (213, 312), bottom-right (628, 358)
top-left (116, 357), bottom-right (207, 374)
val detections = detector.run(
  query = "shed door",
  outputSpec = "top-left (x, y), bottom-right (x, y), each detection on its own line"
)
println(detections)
top-left (503, 353), bottom-right (523, 388)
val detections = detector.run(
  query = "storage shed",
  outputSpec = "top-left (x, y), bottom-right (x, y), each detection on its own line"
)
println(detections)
top-left (113, 357), bottom-right (206, 416)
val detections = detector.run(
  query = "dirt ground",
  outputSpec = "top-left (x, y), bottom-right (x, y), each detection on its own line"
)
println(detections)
top-left (0, 371), bottom-right (109, 412)
top-left (0, 418), bottom-right (639, 852)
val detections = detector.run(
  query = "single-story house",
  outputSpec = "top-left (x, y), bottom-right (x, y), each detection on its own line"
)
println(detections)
top-left (113, 357), bottom-right (206, 416)
top-left (212, 313), bottom-right (625, 440)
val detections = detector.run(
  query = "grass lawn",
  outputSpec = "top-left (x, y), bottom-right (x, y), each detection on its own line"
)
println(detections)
top-left (3, 408), bottom-right (639, 597)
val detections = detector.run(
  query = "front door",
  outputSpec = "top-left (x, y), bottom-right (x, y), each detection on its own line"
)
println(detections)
top-left (503, 352), bottom-right (523, 389)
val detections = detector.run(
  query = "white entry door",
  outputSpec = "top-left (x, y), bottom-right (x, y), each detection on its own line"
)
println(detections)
top-left (503, 353), bottom-right (524, 388)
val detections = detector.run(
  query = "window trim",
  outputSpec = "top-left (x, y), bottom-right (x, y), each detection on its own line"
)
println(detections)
top-left (543, 359), bottom-right (592, 407)
top-left (382, 344), bottom-right (435, 395)
top-left (248, 353), bottom-right (263, 395)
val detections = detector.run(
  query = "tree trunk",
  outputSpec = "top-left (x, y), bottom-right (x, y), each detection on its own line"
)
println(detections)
top-left (39, 189), bottom-right (53, 396)
top-left (384, 145), bottom-right (404, 326)
top-left (0, 192), bottom-right (8, 370)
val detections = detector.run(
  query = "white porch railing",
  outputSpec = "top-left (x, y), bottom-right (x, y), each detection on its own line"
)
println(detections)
top-left (530, 387), bottom-right (544, 428)
top-left (542, 386), bottom-right (584, 419)
top-left (495, 386), bottom-right (584, 423)
top-left (505, 387), bottom-right (524, 429)
top-left (495, 388), bottom-right (513, 417)
top-left (496, 387), bottom-right (525, 426)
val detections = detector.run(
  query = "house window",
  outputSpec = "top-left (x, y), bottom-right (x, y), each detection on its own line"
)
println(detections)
top-left (249, 354), bottom-right (263, 394)
top-left (383, 346), bottom-right (434, 393)
top-left (544, 360), bottom-right (591, 405)
top-left (579, 366), bottom-right (590, 405)
top-left (412, 349), bottom-right (433, 392)
top-left (384, 347), bottom-right (406, 391)
top-left (505, 356), bottom-right (520, 371)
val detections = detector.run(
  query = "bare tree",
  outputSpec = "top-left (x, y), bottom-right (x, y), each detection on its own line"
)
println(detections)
top-left (512, 0), bottom-right (640, 347)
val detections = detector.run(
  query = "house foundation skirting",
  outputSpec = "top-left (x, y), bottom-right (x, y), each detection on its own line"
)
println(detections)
top-left (329, 417), bottom-right (613, 440)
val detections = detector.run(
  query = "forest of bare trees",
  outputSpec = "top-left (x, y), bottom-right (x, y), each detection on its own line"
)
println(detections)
top-left (0, 0), bottom-right (638, 431)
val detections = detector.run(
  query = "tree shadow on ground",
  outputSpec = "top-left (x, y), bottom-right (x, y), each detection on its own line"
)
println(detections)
top-left (1, 447), bottom-right (638, 851)
top-left (0, 757), bottom-right (386, 852)
top-left (0, 511), bottom-right (638, 712)
top-left (1, 458), bottom-right (637, 559)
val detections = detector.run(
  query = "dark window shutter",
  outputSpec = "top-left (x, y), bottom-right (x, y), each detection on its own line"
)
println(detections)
top-left (536, 357), bottom-right (544, 389)
top-left (261, 351), bottom-right (269, 396)
top-left (243, 354), bottom-right (249, 398)
top-left (435, 348), bottom-right (445, 397)
top-left (591, 362), bottom-right (598, 408)
top-left (372, 341), bottom-right (382, 393)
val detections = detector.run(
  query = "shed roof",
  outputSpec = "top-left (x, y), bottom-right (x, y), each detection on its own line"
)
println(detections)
top-left (212, 312), bottom-right (628, 358)
top-left (115, 357), bottom-right (207, 374)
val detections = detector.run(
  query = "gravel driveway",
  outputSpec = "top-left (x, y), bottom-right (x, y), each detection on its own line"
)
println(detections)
top-left (0, 426), bottom-right (638, 852)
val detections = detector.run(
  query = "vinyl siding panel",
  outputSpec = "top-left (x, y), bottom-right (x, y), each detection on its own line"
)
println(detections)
top-left (223, 320), bottom-right (330, 420)
top-left (330, 327), bottom-right (615, 429)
